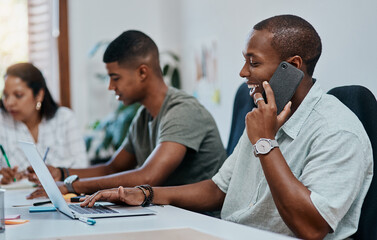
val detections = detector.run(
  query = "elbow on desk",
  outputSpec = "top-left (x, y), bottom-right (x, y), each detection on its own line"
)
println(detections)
top-left (291, 222), bottom-right (330, 240)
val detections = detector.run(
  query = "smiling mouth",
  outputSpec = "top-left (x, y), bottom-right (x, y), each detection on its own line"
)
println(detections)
top-left (247, 83), bottom-right (260, 96)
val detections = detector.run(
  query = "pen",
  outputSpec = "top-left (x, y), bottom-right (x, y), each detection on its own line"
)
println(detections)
top-left (33, 200), bottom-right (52, 206)
top-left (78, 216), bottom-right (96, 225)
top-left (0, 144), bottom-right (16, 182)
top-left (42, 147), bottom-right (50, 163)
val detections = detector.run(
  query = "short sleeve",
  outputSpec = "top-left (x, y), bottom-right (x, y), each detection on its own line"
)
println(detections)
top-left (158, 104), bottom-right (210, 152)
top-left (300, 130), bottom-right (372, 232)
top-left (212, 130), bottom-right (246, 193)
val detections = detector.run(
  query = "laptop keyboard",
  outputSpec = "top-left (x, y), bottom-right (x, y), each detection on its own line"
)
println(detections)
top-left (69, 204), bottom-right (118, 214)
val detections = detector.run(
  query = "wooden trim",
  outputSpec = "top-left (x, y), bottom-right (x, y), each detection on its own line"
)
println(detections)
top-left (58, 0), bottom-right (71, 108)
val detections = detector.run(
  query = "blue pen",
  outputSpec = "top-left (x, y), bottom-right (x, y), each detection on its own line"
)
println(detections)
top-left (42, 147), bottom-right (50, 163)
top-left (78, 217), bottom-right (96, 225)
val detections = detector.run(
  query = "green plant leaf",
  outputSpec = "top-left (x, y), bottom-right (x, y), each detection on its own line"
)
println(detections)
top-left (162, 64), bottom-right (170, 76)
top-left (171, 68), bottom-right (181, 89)
top-left (84, 136), bottom-right (93, 152)
top-left (170, 53), bottom-right (180, 62)
top-left (89, 103), bottom-right (141, 159)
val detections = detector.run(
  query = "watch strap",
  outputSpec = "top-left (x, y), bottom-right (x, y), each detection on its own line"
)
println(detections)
top-left (65, 182), bottom-right (75, 194)
top-left (270, 139), bottom-right (279, 148)
top-left (64, 175), bottom-right (79, 194)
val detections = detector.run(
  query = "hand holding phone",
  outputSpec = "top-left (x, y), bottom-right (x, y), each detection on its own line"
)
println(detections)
top-left (263, 61), bottom-right (304, 115)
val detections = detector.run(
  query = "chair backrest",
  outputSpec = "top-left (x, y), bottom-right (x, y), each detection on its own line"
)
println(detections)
top-left (327, 85), bottom-right (377, 240)
top-left (227, 83), bottom-right (255, 156)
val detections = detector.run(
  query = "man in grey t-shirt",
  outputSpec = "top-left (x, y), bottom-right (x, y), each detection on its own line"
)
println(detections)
top-left (27, 30), bottom-right (226, 198)
top-left (124, 86), bottom-right (226, 186)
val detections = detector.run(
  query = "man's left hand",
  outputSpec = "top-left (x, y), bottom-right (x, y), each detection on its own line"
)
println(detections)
top-left (26, 181), bottom-right (68, 199)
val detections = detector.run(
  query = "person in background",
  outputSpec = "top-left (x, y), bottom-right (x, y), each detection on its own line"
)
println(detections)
top-left (80, 15), bottom-right (373, 240)
top-left (27, 30), bottom-right (227, 198)
top-left (0, 63), bottom-right (87, 184)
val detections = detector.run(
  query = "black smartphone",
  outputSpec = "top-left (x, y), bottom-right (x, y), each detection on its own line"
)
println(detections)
top-left (263, 61), bottom-right (304, 115)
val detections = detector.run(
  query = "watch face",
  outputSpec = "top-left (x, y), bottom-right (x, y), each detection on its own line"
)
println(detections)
top-left (256, 139), bottom-right (271, 154)
top-left (64, 175), bottom-right (78, 184)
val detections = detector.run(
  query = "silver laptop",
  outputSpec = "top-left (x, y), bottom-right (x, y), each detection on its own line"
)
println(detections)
top-left (18, 141), bottom-right (155, 219)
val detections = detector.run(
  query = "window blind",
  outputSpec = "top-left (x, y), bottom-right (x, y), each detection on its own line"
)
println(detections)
top-left (28, 0), bottom-right (70, 107)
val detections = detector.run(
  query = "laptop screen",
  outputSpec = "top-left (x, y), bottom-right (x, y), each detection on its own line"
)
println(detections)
top-left (18, 141), bottom-right (156, 219)
top-left (18, 141), bottom-right (75, 218)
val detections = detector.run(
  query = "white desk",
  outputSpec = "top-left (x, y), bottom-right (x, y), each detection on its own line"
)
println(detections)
top-left (1, 188), bottom-right (294, 240)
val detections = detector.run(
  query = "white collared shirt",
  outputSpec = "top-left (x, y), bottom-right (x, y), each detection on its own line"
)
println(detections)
top-left (213, 82), bottom-right (373, 239)
top-left (0, 107), bottom-right (88, 171)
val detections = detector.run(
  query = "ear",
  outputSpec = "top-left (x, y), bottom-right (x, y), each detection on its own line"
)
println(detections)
top-left (36, 89), bottom-right (45, 102)
top-left (138, 64), bottom-right (148, 81)
top-left (286, 55), bottom-right (303, 69)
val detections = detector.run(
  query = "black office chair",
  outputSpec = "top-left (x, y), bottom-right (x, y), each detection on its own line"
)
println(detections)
top-left (327, 85), bottom-right (377, 240)
top-left (226, 83), bottom-right (255, 156)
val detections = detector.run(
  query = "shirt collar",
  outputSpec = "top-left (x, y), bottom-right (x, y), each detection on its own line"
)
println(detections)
top-left (277, 80), bottom-right (323, 139)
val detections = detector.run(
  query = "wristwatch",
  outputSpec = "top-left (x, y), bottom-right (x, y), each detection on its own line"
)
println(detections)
top-left (64, 175), bottom-right (79, 193)
top-left (253, 138), bottom-right (279, 157)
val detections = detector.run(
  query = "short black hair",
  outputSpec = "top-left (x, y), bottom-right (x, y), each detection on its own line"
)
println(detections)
top-left (103, 30), bottom-right (161, 75)
top-left (1, 63), bottom-right (58, 119)
top-left (254, 14), bottom-right (322, 76)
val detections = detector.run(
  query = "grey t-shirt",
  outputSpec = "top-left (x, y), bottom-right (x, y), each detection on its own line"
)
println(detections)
top-left (123, 87), bottom-right (227, 186)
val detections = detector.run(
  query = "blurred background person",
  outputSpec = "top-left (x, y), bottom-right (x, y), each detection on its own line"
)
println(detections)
top-left (0, 62), bottom-right (87, 184)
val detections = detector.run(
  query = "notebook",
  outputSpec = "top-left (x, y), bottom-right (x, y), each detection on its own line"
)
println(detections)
top-left (18, 141), bottom-right (155, 219)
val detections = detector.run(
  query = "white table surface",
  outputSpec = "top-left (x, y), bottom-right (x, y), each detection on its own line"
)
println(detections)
top-left (1, 188), bottom-right (294, 240)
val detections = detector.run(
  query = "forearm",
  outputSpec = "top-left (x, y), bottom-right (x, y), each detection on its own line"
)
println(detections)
top-left (69, 149), bottom-right (136, 179)
top-left (153, 179), bottom-right (225, 212)
top-left (259, 149), bottom-right (330, 239)
top-left (72, 142), bottom-right (190, 194)
top-left (68, 163), bottom-right (116, 178)
top-left (42, 163), bottom-right (117, 183)
top-left (72, 168), bottom-right (159, 194)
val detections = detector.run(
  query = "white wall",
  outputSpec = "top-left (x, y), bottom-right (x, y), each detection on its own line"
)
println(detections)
top-left (68, 0), bottom-right (377, 146)
top-left (68, 0), bottom-right (181, 129)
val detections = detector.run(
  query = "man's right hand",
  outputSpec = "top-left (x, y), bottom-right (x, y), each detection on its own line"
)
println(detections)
top-left (80, 186), bottom-right (145, 207)
top-left (26, 165), bottom-right (62, 183)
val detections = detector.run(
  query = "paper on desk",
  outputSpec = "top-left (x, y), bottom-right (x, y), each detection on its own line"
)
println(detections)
top-left (0, 178), bottom-right (35, 190)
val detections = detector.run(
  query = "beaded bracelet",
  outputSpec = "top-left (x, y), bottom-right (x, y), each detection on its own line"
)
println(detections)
top-left (135, 185), bottom-right (154, 207)
top-left (140, 185), bottom-right (153, 205)
top-left (135, 186), bottom-right (148, 206)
